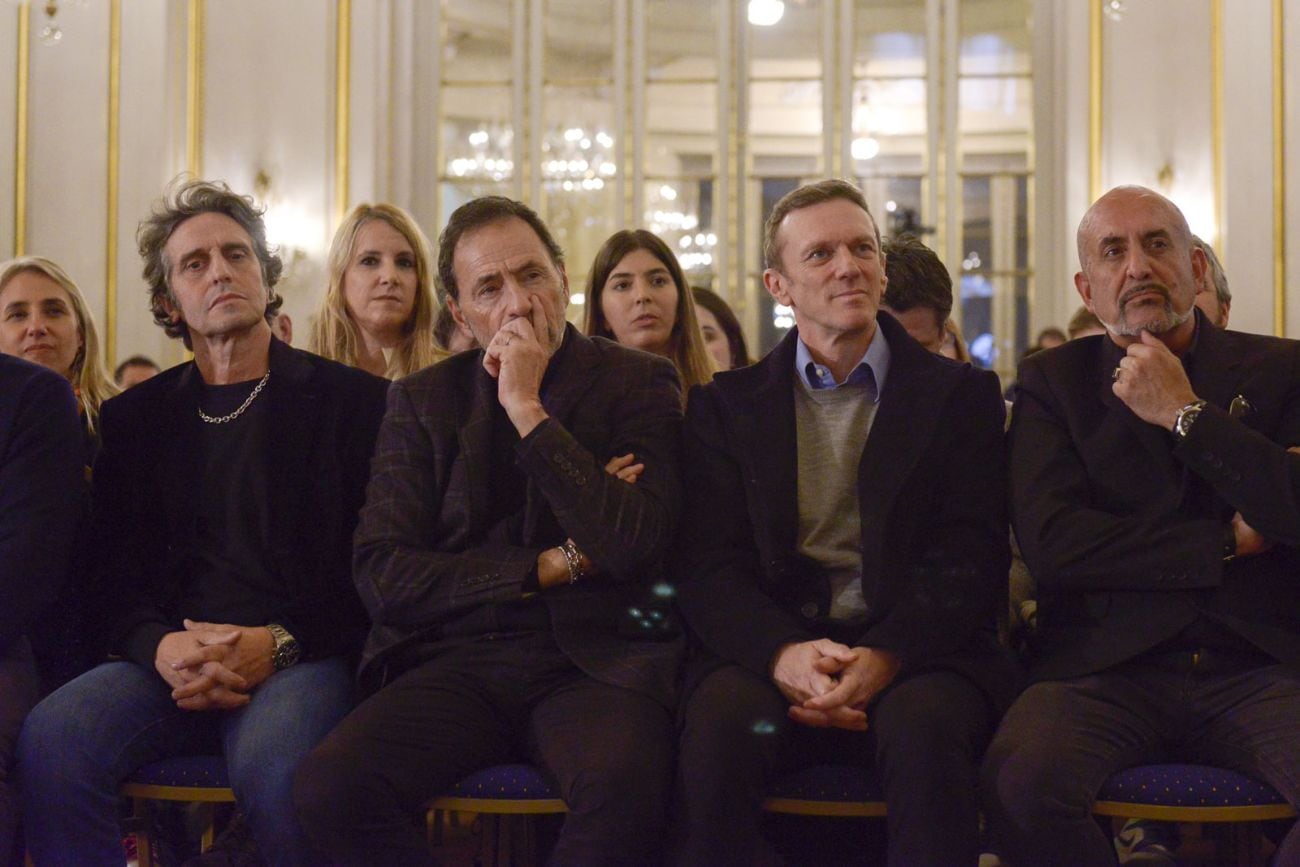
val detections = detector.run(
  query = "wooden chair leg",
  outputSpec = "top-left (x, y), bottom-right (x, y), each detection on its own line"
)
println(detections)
top-left (1229, 820), bottom-right (1264, 867)
top-left (132, 797), bottom-right (153, 867)
top-left (427, 808), bottom-right (438, 848)
top-left (196, 803), bottom-right (217, 852)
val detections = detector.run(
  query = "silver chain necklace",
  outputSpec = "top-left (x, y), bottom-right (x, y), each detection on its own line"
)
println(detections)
top-left (198, 371), bottom-right (270, 424)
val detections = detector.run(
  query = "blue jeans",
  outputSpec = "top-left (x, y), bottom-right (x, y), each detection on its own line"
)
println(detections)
top-left (18, 657), bottom-right (353, 867)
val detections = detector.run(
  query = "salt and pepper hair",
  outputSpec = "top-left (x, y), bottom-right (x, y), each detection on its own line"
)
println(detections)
top-left (1190, 234), bottom-right (1231, 309)
top-left (137, 177), bottom-right (283, 349)
top-left (436, 196), bottom-right (565, 302)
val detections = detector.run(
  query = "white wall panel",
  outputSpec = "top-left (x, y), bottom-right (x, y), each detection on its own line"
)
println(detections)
top-left (115, 0), bottom-right (181, 369)
top-left (25, 0), bottom-right (109, 330)
top-left (202, 0), bottom-right (333, 345)
top-left (1221, 0), bottom-right (1275, 336)
top-left (1285, 0), bottom-right (1300, 338)
top-left (1101, 0), bottom-right (1214, 238)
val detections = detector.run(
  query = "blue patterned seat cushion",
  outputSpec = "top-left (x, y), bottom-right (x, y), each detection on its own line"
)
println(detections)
top-left (1097, 764), bottom-right (1288, 808)
top-left (127, 755), bottom-right (230, 789)
top-left (443, 764), bottom-right (560, 800)
top-left (767, 764), bottom-right (884, 803)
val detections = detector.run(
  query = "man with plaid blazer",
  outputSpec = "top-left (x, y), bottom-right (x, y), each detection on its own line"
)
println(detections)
top-left (295, 196), bottom-right (684, 865)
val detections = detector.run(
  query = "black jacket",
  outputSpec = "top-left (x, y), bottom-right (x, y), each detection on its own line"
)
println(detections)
top-left (91, 338), bottom-right (388, 668)
top-left (1011, 310), bottom-right (1300, 681)
top-left (676, 312), bottom-right (1019, 711)
top-left (353, 326), bottom-right (686, 708)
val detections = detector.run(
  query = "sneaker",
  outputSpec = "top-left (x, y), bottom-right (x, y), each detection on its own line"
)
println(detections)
top-left (1114, 818), bottom-right (1179, 865)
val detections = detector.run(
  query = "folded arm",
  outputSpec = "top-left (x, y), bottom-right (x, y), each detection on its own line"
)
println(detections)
top-left (356, 359), bottom-right (683, 630)
top-left (1011, 356), bottom-right (1228, 594)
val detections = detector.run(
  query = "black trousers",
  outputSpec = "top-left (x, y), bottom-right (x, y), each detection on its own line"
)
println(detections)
top-left (981, 651), bottom-right (1300, 867)
top-left (294, 632), bottom-right (674, 866)
top-left (0, 639), bottom-right (39, 866)
top-left (674, 663), bottom-right (994, 866)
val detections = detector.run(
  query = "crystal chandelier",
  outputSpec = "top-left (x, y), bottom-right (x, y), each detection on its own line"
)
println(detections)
top-left (445, 124), bottom-right (619, 193)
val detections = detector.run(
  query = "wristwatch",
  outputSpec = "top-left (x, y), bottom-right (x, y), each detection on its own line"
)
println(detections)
top-left (266, 622), bottom-right (301, 671)
top-left (1172, 399), bottom-right (1208, 440)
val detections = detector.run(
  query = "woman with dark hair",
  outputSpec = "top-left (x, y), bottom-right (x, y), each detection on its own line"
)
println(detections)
top-left (691, 286), bottom-right (750, 370)
top-left (584, 230), bottom-right (715, 398)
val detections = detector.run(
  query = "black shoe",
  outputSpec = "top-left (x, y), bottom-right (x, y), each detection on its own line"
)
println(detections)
top-left (181, 812), bottom-right (265, 867)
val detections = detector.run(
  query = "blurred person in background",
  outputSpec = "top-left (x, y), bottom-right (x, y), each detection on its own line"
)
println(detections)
top-left (1066, 306), bottom-right (1106, 340)
top-left (433, 300), bottom-right (477, 354)
top-left (113, 355), bottom-right (161, 389)
top-left (1191, 234), bottom-right (1231, 328)
top-left (881, 234), bottom-right (952, 355)
top-left (691, 286), bottom-right (750, 371)
top-left (940, 319), bottom-right (971, 363)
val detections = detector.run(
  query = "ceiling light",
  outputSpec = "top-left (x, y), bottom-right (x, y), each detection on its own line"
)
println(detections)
top-left (747, 0), bottom-right (784, 27)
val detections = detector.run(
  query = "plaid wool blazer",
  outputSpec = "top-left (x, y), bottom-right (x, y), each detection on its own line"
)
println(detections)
top-left (354, 325), bottom-right (686, 708)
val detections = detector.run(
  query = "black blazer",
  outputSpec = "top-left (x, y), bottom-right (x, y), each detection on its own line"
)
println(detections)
top-left (0, 355), bottom-right (84, 652)
top-left (1010, 310), bottom-right (1300, 681)
top-left (676, 312), bottom-right (1019, 710)
top-left (353, 326), bottom-right (685, 709)
top-left (91, 338), bottom-right (388, 668)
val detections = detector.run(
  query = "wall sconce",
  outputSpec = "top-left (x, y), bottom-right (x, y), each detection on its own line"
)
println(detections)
top-left (6, 0), bottom-right (77, 45)
top-left (253, 170), bottom-right (324, 284)
top-left (1156, 162), bottom-right (1174, 190)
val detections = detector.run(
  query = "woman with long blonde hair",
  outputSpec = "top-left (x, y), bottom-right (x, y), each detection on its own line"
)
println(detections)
top-left (310, 203), bottom-right (443, 378)
top-left (0, 256), bottom-right (118, 460)
top-left (584, 229), bottom-right (716, 401)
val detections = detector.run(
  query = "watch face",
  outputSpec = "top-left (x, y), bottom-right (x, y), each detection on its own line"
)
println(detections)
top-left (275, 638), bottom-right (301, 669)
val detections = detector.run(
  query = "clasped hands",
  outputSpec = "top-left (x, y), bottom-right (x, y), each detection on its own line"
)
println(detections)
top-left (771, 639), bottom-right (900, 731)
top-left (153, 619), bottom-right (276, 711)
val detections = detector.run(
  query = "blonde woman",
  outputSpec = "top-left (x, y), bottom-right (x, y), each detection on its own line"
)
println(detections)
top-left (310, 203), bottom-right (443, 378)
top-left (584, 229), bottom-right (716, 402)
top-left (0, 256), bottom-right (118, 462)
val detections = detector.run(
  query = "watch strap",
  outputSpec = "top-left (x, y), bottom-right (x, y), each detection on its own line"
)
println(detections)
top-left (1173, 399), bottom-right (1208, 439)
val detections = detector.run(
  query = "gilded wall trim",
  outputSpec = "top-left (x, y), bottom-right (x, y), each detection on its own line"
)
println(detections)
top-left (334, 0), bottom-right (351, 227)
top-left (186, 0), bottom-right (204, 177)
top-left (1210, 0), bottom-right (1223, 251)
top-left (1273, 0), bottom-right (1286, 336)
top-left (14, 2), bottom-right (29, 256)
top-left (1088, 0), bottom-right (1102, 202)
top-left (106, 0), bottom-right (121, 364)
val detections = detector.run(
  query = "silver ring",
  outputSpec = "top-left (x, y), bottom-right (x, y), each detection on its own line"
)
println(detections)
top-left (1112, 366), bottom-right (1122, 382)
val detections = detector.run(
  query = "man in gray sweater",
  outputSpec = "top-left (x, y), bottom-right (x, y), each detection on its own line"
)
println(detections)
top-left (674, 179), bottom-right (1019, 865)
